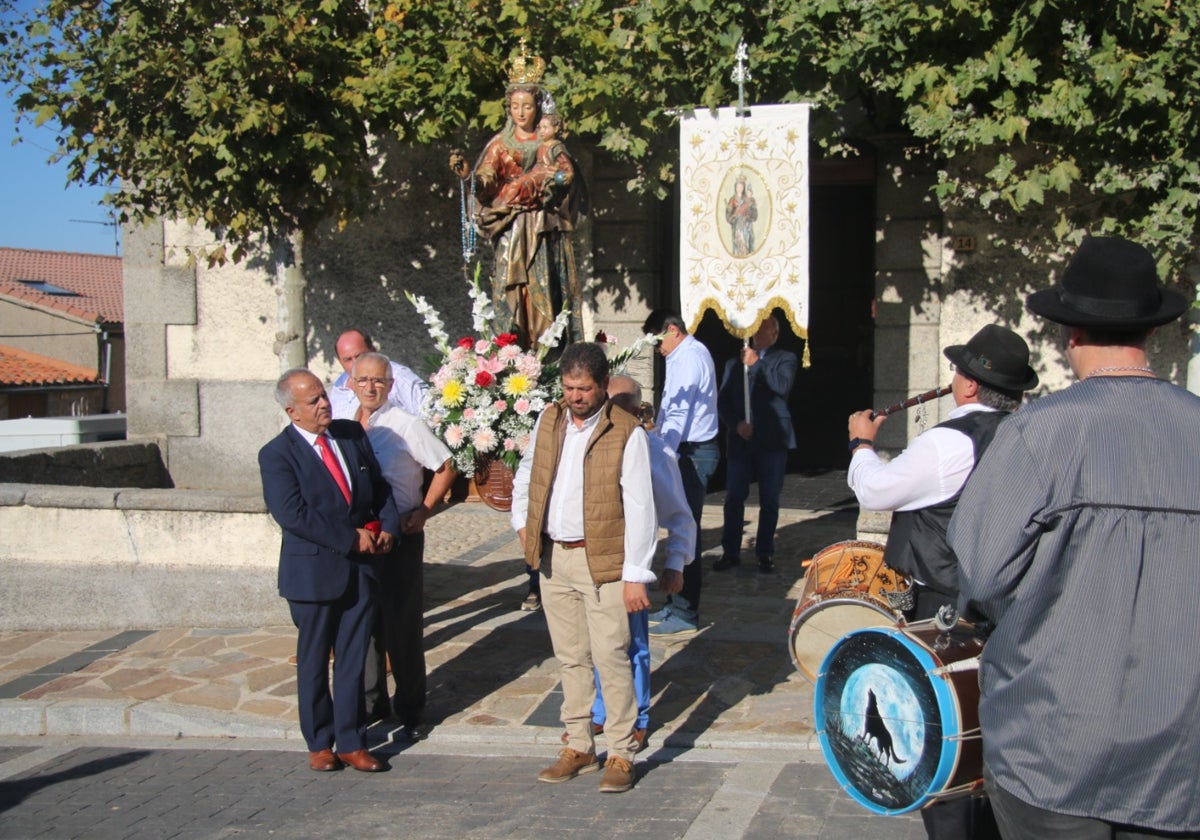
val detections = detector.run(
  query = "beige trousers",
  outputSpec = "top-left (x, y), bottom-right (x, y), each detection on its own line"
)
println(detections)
top-left (540, 543), bottom-right (638, 762)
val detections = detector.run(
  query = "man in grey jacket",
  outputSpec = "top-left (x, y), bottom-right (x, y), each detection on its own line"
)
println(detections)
top-left (949, 235), bottom-right (1200, 837)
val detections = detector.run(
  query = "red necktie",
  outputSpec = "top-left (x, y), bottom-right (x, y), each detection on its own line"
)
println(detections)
top-left (315, 435), bottom-right (352, 504)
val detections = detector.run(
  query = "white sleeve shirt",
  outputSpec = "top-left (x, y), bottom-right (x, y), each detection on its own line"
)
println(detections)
top-left (650, 435), bottom-right (696, 571)
top-left (848, 403), bottom-right (998, 512)
top-left (363, 403), bottom-right (452, 513)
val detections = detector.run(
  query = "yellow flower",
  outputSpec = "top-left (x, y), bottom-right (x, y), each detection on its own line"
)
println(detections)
top-left (503, 374), bottom-right (531, 397)
top-left (441, 380), bottom-right (465, 407)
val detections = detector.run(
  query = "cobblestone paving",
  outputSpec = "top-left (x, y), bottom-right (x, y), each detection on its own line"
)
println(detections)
top-left (0, 743), bottom-right (925, 840)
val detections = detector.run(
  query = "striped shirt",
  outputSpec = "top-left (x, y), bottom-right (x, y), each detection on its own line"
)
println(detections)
top-left (948, 376), bottom-right (1200, 831)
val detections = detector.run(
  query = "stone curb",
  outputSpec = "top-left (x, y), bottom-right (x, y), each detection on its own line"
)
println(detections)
top-left (0, 697), bottom-right (823, 754)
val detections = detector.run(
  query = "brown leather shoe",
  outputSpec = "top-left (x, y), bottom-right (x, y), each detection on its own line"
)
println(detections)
top-left (556, 720), bottom-right (643, 753)
top-left (599, 755), bottom-right (635, 793)
top-left (336, 749), bottom-right (384, 772)
top-left (632, 728), bottom-right (647, 753)
top-left (308, 749), bottom-right (342, 771)
top-left (560, 722), bottom-right (604, 745)
top-left (537, 748), bottom-right (599, 783)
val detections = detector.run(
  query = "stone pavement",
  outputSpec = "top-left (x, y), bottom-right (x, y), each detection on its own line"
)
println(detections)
top-left (0, 471), bottom-right (928, 836)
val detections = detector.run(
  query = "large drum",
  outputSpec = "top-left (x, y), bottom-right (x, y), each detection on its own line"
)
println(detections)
top-left (787, 541), bottom-right (912, 682)
top-left (814, 620), bottom-right (985, 815)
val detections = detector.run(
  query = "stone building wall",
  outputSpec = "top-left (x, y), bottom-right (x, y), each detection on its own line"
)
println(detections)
top-left (124, 139), bottom-right (664, 492)
top-left (122, 131), bottom-right (1195, 493)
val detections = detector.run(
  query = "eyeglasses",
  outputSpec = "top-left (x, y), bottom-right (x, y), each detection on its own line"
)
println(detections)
top-left (353, 377), bottom-right (392, 387)
top-left (948, 362), bottom-right (956, 373)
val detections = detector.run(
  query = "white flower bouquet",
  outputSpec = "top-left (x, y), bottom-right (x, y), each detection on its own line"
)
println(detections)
top-left (405, 269), bottom-right (660, 479)
top-left (405, 269), bottom-right (566, 477)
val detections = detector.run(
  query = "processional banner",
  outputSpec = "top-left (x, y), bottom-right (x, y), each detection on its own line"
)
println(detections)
top-left (679, 103), bottom-right (811, 359)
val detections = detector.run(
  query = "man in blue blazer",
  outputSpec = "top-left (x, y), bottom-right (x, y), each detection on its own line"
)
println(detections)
top-left (715, 315), bottom-right (798, 573)
top-left (258, 369), bottom-right (401, 772)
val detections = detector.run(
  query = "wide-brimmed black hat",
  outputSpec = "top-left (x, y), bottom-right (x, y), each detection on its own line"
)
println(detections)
top-left (943, 324), bottom-right (1039, 393)
top-left (1026, 235), bottom-right (1188, 328)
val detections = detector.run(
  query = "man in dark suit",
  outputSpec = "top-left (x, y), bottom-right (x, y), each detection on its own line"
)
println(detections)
top-left (258, 369), bottom-right (401, 773)
top-left (715, 315), bottom-right (797, 573)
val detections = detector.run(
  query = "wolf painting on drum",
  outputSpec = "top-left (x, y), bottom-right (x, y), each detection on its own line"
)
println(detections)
top-left (815, 621), bottom-right (984, 816)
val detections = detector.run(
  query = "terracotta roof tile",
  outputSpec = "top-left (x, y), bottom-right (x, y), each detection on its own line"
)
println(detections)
top-left (0, 343), bottom-right (100, 386)
top-left (0, 247), bottom-right (123, 324)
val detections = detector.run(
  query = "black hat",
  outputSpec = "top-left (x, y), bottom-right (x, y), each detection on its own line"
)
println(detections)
top-left (943, 324), bottom-right (1039, 393)
top-left (1026, 236), bottom-right (1188, 328)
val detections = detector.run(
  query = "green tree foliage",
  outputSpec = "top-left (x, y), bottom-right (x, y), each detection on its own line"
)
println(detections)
top-left (3, 0), bottom-right (1199, 285)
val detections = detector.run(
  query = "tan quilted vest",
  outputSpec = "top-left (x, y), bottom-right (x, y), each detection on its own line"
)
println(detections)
top-left (523, 400), bottom-right (639, 583)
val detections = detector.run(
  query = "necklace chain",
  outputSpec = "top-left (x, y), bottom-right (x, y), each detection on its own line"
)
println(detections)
top-left (1086, 365), bottom-right (1155, 379)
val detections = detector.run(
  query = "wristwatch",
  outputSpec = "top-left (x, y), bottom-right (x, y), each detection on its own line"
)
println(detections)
top-left (847, 437), bottom-right (875, 452)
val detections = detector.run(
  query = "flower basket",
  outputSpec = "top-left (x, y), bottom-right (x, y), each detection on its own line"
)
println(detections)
top-left (473, 455), bottom-right (515, 512)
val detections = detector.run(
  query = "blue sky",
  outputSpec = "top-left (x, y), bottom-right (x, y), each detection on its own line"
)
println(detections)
top-left (0, 0), bottom-right (116, 256)
top-left (0, 114), bottom-right (117, 256)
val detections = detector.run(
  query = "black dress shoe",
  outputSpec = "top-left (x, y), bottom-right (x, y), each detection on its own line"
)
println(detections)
top-left (713, 555), bottom-right (741, 571)
top-left (757, 556), bottom-right (775, 573)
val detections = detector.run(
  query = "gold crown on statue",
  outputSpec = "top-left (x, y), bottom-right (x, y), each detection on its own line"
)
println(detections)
top-left (508, 38), bottom-right (546, 86)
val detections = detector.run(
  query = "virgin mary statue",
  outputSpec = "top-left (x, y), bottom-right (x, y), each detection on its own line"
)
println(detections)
top-left (449, 41), bottom-right (587, 349)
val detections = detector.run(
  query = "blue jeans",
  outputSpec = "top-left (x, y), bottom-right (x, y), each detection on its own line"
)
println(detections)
top-left (665, 438), bottom-right (719, 624)
top-left (591, 609), bottom-right (650, 729)
top-left (721, 446), bottom-right (787, 559)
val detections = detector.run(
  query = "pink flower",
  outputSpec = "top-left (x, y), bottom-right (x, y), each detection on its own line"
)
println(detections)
top-left (476, 355), bottom-right (504, 374)
top-left (498, 344), bottom-right (521, 361)
top-left (515, 355), bottom-right (541, 377)
top-left (444, 424), bottom-right (465, 448)
top-left (475, 370), bottom-right (494, 387)
top-left (516, 433), bottom-right (531, 453)
top-left (474, 339), bottom-right (492, 355)
top-left (504, 438), bottom-right (517, 451)
top-left (494, 400), bottom-right (508, 412)
top-left (514, 398), bottom-right (532, 415)
top-left (472, 428), bottom-right (497, 452)
top-left (463, 408), bottom-right (476, 420)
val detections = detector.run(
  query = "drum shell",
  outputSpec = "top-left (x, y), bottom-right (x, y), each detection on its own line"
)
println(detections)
top-left (814, 620), bottom-right (984, 815)
top-left (898, 622), bottom-right (984, 801)
top-left (788, 596), bottom-right (897, 682)
top-left (787, 541), bottom-right (910, 682)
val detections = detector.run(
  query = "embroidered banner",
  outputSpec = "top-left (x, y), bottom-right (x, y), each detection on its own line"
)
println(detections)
top-left (679, 103), bottom-right (811, 352)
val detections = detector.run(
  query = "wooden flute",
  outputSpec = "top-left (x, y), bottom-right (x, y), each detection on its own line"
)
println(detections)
top-left (871, 385), bottom-right (952, 419)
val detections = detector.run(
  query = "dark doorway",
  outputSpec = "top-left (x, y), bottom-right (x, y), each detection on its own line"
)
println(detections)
top-left (694, 157), bottom-right (876, 472)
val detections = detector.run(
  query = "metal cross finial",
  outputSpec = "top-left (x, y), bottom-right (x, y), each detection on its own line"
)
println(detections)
top-left (732, 40), bottom-right (751, 117)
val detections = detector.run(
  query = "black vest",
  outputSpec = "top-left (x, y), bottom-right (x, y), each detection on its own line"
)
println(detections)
top-left (882, 410), bottom-right (1008, 599)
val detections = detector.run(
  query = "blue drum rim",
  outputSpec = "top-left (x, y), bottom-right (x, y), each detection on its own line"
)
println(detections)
top-left (814, 624), bottom-right (963, 816)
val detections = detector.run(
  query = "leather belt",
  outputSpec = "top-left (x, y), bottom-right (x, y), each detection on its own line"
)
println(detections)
top-left (544, 534), bottom-right (586, 550)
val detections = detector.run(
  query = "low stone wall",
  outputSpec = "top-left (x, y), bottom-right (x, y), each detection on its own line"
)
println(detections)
top-left (855, 509), bottom-right (891, 547)
top-left (0, 484), bottom-right (288, 630)
top-left (0, 441), bottom-right (171, 489)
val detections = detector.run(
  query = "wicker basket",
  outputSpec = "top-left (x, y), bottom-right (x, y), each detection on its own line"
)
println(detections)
top-left (473, 456), bottom-right (515, 512)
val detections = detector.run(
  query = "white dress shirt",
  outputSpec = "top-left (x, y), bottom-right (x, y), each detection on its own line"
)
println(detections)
top-left (330, 360), bottom-right (428, 420)
top-left (292, 424), bottom-right (353, 493)
top-left (656, 334), bottom-right (719, 452)
top-left (648, 434), bottom-right (696, 571)
top-left (848, 403), bottom-right (999, 512)
top-left (361, 403), bottom-right (451, 513)
top-left (511, 408), bottom-right (658, 584)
